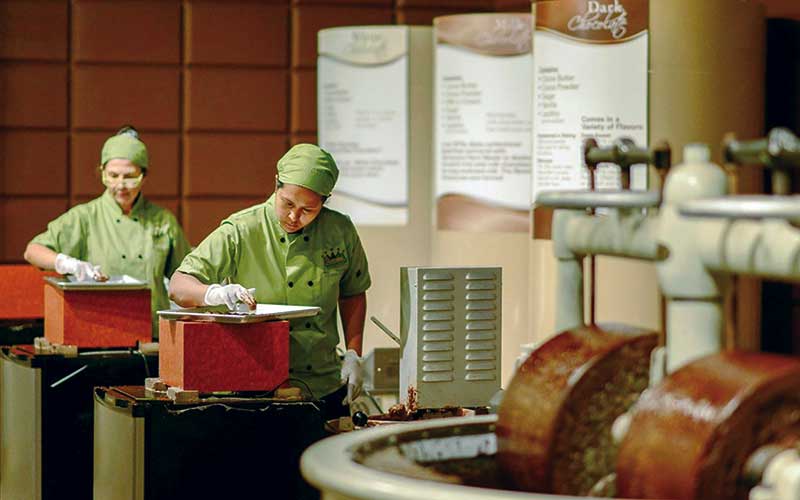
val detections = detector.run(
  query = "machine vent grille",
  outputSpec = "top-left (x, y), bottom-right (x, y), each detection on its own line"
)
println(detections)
top-left (421, 272), bottom-right (455, 382)
top-left (464, 271), bottom-right (498, 382)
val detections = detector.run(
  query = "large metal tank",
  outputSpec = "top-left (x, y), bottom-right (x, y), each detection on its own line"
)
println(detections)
top-left (301, 415), bottom-right (587, 500)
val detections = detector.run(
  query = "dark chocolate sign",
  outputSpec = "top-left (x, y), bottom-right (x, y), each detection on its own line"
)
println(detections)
top-left (536, 0), bottom-right (648, 43)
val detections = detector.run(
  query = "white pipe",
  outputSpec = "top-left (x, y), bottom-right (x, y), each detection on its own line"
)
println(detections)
top-left (552, 209), bottom-right (585, 332)
top-left (552, 207), bottom-right (659, 333)
top-left (657, 144), bottom-right (729, 372)
top-left (665, 299), bottom-right (723, 372)
top-left (700, 219), bottom-right (800, 280)
top-left (564, 208), bottom-right (659, 260)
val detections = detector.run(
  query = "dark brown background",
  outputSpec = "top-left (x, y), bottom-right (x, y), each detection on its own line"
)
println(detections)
top-left (0, 0), bottom-right (528, 261)
top-left (0, 0), bottom-right (797, 262)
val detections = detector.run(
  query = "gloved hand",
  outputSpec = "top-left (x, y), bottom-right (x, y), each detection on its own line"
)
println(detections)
top-left (203, 284), bottom-right (256, 311)
top-left (54, 253), bottom-right (102, 281)
top-left (340, 349), bottom-right (364, 406)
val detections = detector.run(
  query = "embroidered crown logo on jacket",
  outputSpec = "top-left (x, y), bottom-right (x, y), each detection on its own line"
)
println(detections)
top-left (322, 247), bottom-right (346, 267)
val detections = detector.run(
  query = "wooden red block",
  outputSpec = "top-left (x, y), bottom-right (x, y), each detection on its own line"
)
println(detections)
top-left (44, 282), bottom-right (151, 347)
top-left (0, 265), bottom-right (46, 320)
top-left (159, 319), bottom-right (289, 393)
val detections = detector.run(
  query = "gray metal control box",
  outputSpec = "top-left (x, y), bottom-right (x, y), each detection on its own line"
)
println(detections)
top-left (363, 347), bottom-right (399, 394)
top-left (400, 267), bottom-right (501, 409)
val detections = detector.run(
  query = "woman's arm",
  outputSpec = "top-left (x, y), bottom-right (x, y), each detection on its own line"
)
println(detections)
top-left (24, 243), bottom-right (58, 271)
top-left (169, 271), bottom-right (210, 307)
top-left (339, 292), bottom-right (367, 355)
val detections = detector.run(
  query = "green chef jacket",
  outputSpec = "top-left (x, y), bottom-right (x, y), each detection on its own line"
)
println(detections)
top-left (30, 191), bottom-right (191, 338)
top-left (176, 193), bottom-right (371, 398)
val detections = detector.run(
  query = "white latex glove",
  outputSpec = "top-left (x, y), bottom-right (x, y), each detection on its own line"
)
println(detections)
top-left (340, 349), bottom-right (363, 406)
top-left (203, 284), bottom-right (256, 311)
top-left (54, 253), bottom-right (101, 281)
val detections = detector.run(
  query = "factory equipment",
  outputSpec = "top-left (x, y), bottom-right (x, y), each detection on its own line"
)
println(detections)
top-left (42, 275), bottom-right (152, 347)
top-left (93, 386), bottom-right (323, 500)
top-left (92, 306), bottom-right (326, 499)
top-left (356, 346), bottom-right (400, 415)
top-left (400, 266), bottom-right (501, 410)
top-left (497, 139), bottom-right (670, 496)
top-left (0, 272), bottom-right (158, 500)
top-left (301, 130), bottom-right (800, 500)
top-left (0, 345), bottom-right (155, 500)
top-left (617, 129), bottom-right (800, 500)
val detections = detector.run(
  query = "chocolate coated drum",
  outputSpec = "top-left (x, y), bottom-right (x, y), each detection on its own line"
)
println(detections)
top-left (617, 352), bottom-right (800, 500)
top-left (497, 323), bottom-right (658, 495)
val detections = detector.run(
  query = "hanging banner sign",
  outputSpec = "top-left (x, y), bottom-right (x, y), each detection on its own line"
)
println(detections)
top-left (434, 13), bottom-right (533, 232)
top-left (532, 0), bottom-right (649, 227)
top-left (318, 26), bottom-right (410, 225)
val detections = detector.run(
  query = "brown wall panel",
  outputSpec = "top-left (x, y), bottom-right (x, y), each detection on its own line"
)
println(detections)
top-left (0, 1), bottom-right (69, 61)
top-left (397, 6), bottom-right (493, 24)
top-left (183, 133), bottom-right (285, 196)
top-left (182, 197), bottom-right (265, 245)
top-left (398, 0), bottom-right (493, 6)
top-left (72, 1), bottom-right (181, 63)
top-left (0, 63), bottom-right (68, 127)
top-left (763, 0), bottom-right (800, 19)
top-left (186, 2), bottom-right (289, 66)
top-left (493, 0), bottom-right (531, 12)
top-left (293, 0), bottom-right (392, 5)
top-left (0, 131), bottom-right (68, 196)
top-left (1, 197), bottom-right (69, 261)
top-left (71, 131), bottom-right (180, 197)
top-left (72, 66), bottom-right (181, 130)
top-left (291, 5), bottom-right (393, 68)
top-left (291, 69), bottom-right (317, 133)
top-left (149, 197), bottom-right (181, 220)
top-left (184, 67), bottom-right (288, 131)
top-left (290, 134), bottom-right (318, 146)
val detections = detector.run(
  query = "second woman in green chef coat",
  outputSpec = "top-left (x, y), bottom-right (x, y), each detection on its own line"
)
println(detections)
top-left (169, 144), bottom-right (370, 419)
top-left (24, 126), bottom-right (192, 339)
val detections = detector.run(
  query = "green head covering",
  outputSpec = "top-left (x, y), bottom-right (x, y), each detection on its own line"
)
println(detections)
top-left (277, 144), bottom-right (339, 196)
top-left (100, 126), bottom-right (149, 169)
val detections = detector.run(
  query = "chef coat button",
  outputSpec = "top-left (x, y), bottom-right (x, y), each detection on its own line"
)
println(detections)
top-left (307, 280), bottom-right (313, 287)
top-left (280, 237), bottom-right (286, 243)
top-left (306, 365), bottom-right (312, 371)
top-left (138, 254), bottom-right (143, 259)
top-left (305, 322), bottom-right (311, 328)
top-left (288, 281), bottom-right (294, 288)
top-left (116, 219), bottom-right (121, 223)
top-left (304, 236), bottom-right (309, 242)
top-left (122, 254), bottom-right (126, 259)
top-left (133, 217), bottom-right (138, 222)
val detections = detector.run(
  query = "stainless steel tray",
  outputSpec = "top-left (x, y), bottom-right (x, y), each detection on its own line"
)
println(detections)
top-left (44, 275), bottom-right (149, 291)
top-left (157, 304), bottom-right (321, 324)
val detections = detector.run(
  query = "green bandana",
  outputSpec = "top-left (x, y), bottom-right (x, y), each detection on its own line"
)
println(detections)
top-left (277, 144), bottom-right (339, 196)
top-left (100, 127), bottom-right (149, 169)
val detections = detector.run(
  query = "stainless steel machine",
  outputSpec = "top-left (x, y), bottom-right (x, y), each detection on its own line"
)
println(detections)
top-left (93, 386), bottom-right (324, 500)
top-left (0, 346), bottom-right (155, 500)
top-left (400, 266), bottom-right (502, 409)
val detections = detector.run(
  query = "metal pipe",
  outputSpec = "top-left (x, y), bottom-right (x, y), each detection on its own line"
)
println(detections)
top-left (370, 316), bottom-right (401, 346)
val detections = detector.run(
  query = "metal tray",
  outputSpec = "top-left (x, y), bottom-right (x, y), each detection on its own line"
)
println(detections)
top-left (44, 275), bottom-right (149, 291)
top-left (157, 304), bottom-right (321, 324)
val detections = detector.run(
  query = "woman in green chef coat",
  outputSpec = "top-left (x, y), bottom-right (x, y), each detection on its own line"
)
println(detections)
top-left (169, 144), bottom-right (370, 419)
top-left (24, 126), bottom-right (191, 339)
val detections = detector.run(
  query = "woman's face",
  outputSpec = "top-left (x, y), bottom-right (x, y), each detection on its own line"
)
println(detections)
top-left (102, 159), bottom-right (145, 213)
top-left (274, 183), bottom-right (324, 233)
